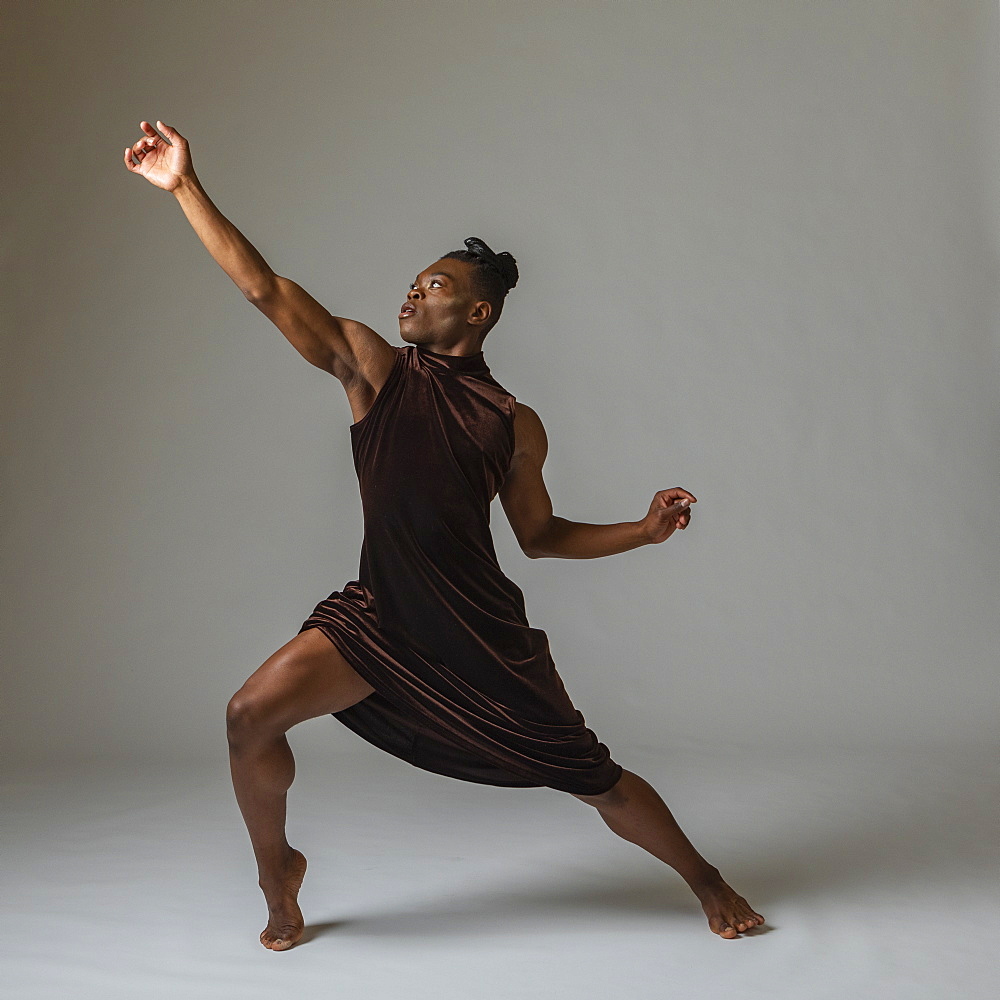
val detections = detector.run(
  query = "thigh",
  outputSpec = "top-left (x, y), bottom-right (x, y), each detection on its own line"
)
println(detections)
top-left (233, 627), bottom-right (376, 731)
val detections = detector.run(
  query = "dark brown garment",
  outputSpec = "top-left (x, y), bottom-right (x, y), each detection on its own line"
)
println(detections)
top-left (298, 344), bottom-right (623, 795)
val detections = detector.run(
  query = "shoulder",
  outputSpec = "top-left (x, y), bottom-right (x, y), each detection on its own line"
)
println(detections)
top-left (350, 339), bottom-right (405, 387)
top-left (512, 401), bottom-right (548, 462)
top-left (513, 400), bottom-right (541, 424)
top-left (343, 341), bottom-right (406, 424)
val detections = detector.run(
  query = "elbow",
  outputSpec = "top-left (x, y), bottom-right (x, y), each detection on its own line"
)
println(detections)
top-left (522, 518), bottom-right (555, 559)
top-left (243, 271), bottom-right (279, 304)
top-left (520, 534), bottom-right (542, 559)
top-left (522, 535), bottom-right (548, 560)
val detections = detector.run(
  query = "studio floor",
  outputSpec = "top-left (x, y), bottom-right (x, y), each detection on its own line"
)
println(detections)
top-left (4, 738), bottom-right (996, 999)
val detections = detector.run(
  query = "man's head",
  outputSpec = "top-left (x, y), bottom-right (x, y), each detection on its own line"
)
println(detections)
top-left (398, 237), bottom-right (518, 350)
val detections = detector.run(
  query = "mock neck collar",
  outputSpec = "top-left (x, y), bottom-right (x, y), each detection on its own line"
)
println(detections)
top-left (414, 344), bottom-right (490, 375)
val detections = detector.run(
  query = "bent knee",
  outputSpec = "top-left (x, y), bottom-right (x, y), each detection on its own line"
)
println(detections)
top-left (226, 688), bottom-right (283, 744)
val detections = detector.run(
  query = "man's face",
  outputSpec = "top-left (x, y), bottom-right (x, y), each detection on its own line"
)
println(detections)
top-left (398, 258), bottom-right (491, 343)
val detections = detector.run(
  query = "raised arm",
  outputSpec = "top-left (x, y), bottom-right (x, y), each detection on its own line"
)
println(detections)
top-left (499, 402), bottom-right (695, 558)
top-left (124, 119), bottom-right (394, 389)
top-left (245, 275), bottom-right (395, 389)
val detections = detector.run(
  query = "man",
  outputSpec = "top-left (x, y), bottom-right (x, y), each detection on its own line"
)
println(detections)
top-left (125, 119), bottom-right (765, 950)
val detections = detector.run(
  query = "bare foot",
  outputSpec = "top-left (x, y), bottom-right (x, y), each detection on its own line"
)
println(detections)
top-left (691, 871), bottom-right (765, 939)
top-left (259, 847), bottom-right (308, 951)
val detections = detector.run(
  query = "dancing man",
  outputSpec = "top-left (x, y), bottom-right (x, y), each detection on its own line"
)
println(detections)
top-left (125, 119), bottom-right (764, 949)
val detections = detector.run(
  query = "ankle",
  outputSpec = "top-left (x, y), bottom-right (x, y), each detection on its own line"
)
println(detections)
top-left (256, 844), bottom-right (295, 887)
top-left (685, 863), bottom-right (723, 889)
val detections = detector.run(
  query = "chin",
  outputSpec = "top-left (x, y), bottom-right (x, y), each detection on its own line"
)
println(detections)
top-left (401, 331), bottom-right (434, 346)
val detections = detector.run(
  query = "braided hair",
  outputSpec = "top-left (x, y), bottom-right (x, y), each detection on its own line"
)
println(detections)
top-left (440, 237), bottom-right (519, 329)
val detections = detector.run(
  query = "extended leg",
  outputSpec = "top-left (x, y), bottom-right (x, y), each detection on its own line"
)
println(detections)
top-left (226, 626), bottom-right (375, 950)
top-left (571, 769), bottom-right (765, 938)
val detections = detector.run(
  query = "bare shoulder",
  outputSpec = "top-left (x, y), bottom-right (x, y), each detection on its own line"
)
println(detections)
top-left (248, 274), bottom-right (399, 426)
top-left (338, 319), bottom-right (398, 386)
top-left (341, 323), bottom-right (402, 424)
top-left (512, 400), bottom-right (548, 463)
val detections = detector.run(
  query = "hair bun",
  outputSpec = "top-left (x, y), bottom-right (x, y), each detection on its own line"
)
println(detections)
top-left (464, 236), bottom-right (519, 291)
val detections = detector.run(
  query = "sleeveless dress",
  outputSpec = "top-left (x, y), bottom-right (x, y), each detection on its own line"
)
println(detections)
top-left (298, 343), bottom-right (623, 796)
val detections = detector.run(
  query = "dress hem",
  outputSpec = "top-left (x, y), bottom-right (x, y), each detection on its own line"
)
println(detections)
top-left (297, 621), bottom-right (623, 796)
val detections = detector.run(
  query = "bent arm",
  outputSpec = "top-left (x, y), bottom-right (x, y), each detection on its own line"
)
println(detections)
top-left (499, 403), bottom-right (649, 559)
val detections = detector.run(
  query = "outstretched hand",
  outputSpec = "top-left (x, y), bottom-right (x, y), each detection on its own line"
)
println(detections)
top-left (123, 120), bottom-right (193, 192)
top-left (640, 488), bottom-right (697, 544)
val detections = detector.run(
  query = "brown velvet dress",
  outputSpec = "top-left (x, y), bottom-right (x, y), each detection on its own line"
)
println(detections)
top-left (298, 343), bottom-right (623, 795)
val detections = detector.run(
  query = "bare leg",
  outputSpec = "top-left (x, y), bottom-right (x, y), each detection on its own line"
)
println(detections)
top-left (571, 769), bottom-right (765, 938)
top-left (226, 627), bottom-right (375, 950)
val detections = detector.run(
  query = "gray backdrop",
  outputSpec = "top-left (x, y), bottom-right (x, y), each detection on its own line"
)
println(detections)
top-left (4, 0), bottom-right (997, 763)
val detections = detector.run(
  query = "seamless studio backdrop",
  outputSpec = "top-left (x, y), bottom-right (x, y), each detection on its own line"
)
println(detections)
top-left (3, 1), bottom-right (999, 998)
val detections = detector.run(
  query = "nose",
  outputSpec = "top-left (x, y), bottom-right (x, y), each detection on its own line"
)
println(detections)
top-left (407, 288), bottom-right (421, 301)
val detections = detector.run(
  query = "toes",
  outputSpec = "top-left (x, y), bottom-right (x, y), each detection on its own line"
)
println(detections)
top-left (261, 927), bottom-right (299, 950)
top-left (708, 904), bottom-right (765, 938)
top-left (710, 915), bottom-right (738, 938)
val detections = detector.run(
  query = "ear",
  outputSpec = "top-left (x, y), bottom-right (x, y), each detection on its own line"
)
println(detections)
top-left (468, 300), bottom-right (492, 327)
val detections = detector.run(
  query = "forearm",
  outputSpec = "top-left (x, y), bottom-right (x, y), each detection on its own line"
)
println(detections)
top-left (529, 516), bottom-right (649, 559)
top-left (172, 175), bottom-right (274, 297)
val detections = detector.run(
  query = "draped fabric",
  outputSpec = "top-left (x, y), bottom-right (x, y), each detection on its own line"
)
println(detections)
top-left (298, 344), bottom-right (623, 795)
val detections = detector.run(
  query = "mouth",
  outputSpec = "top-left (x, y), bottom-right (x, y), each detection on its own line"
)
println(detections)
top-left (399, 305), bottom-right (417, 319)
